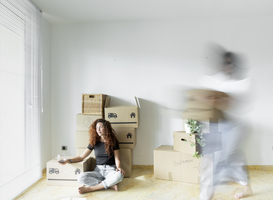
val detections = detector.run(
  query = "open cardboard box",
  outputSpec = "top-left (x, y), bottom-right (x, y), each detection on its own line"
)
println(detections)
top-left (47, 156), bottom-right (95, 186)
top-left (105, 97), bottom-right (140, 128)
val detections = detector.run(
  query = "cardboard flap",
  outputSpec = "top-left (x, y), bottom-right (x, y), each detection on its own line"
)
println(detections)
top-left (105, 97), bottom-right (111, 108)
top-left (135, 96), bottom-right (140, 108)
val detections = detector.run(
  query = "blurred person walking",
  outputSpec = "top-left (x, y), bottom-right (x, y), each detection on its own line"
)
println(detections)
top-left (198, 44), bottom-right (253, 199)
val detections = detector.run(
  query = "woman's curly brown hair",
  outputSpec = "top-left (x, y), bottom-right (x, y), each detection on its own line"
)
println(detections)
top-left (89, 118), bottom-right (119, 156)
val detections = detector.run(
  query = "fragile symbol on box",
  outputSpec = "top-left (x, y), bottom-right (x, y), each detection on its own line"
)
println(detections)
top-left (83, 117), bottom-right (93, 128)
top-left (130, 112), bottom-right (136, 118)
top-left (49, 168), bottom-right (59, 174)
top-left (75, 168), bottom-right (81, 175)
top-left (108, 113), bottom-right (117, 119)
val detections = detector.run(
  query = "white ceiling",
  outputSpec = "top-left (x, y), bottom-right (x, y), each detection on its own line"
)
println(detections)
top-left (32, 0), bottom-right (273, 24)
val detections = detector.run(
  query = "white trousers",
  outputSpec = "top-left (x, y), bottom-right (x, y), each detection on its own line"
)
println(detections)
top-left (199, 121), bottom-right (249, 200)
top-left (77, 165), bottom-right (124, 189)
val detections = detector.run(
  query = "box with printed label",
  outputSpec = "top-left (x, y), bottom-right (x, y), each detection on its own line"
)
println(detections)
top-left (47, 156), bottom-right (95, 186)
top-left (154, 145), bottom-right (211, 184)
top-left (76, 113), bottom-right (103, 131)
top-left (113, 126), bottom-right (136, 149)
top-left (105, 97), bottom-right (139, 128)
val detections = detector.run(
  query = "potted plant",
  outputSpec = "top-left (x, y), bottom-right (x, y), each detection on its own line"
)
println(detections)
top-left (185, 118), bottom-right (206, 158)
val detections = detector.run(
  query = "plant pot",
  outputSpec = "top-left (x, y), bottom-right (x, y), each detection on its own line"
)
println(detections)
top-left (185, 124), bottom-right (191, 133)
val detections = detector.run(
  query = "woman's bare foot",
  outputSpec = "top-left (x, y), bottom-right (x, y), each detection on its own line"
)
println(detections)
top-left (109, 185), bottom-right (118, 191)
top-left (234, 185), bottom-right (253, 199)
top-left (78, 186), bottom-right (92, 194)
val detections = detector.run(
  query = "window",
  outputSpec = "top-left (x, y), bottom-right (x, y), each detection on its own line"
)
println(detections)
top-left (0, 0), bottom-right (42, 199)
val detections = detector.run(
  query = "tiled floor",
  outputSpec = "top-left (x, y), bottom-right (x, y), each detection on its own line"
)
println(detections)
top-left (15, 168), bottom-right (273, 200)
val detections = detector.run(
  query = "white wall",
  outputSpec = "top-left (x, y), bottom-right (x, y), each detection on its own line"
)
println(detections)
top-left (50, 17), bottom-right (273, 165)
top-left (41, 17), bottom-right (52, 169)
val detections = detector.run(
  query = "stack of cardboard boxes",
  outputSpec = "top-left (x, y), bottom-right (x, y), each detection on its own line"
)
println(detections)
top-left (104, 96), bottom-right (140, 178)
top-left (47, 94), bottom-right (106, 186)
top-left (47, 94), bottom-right (139, 185)
top-left (75, 94), bottom-right (107, 157)
top-left (154, 89), bottom-right (226, 184)
top-left (75, 94), bottom-right (139, 178)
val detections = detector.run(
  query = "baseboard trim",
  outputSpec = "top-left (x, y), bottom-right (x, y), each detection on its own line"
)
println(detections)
top-left (133, 165), bottom-right (153, 170)
top-left (247, 165), bottom-right (273, 170)
top-left (43, 165), bottom-right (273, 174)
top-left (132, 165), bottom-right (273, 171)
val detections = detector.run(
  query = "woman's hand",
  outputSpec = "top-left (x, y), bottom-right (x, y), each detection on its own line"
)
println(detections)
top-left (58, 159), bottom-right (68, 165)
top-left (116, 167), bottom-right (125, 176)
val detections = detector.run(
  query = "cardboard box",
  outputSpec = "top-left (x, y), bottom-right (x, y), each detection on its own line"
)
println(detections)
top-left (185, 89), bottom-right (229, 110)
top-left (113, 126), bottom-right (136, 149)
top-left (154, 145), bottom-right (204, 184)
top-left (76, 113), bottom-right (103, 131)
top-left (82, 94), bottom-right (107, 115)
top-left (119, 149), bottom-right (133, 178)
top-left (173, 131), bottom-right (201, 155)
top-left (75, 131), bottom-right (89, 148)
top-left (173, 131), bottom-right (222, 155)
top-left (105, 97), bottom-right (139, 128)
top-left (186, 100), bottom-right (214, 110)
top-left (183, 90), bottom-right (225, 133)
top-left (47, 156), bottom-right (95, 186)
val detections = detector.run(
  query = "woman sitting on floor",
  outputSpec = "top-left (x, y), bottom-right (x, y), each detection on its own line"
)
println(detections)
top-left (59, 118), bottom-right (125, 194)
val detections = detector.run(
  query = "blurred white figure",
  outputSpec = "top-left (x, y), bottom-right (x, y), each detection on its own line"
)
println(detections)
top-left (199, 44), bottom-right (253, 199)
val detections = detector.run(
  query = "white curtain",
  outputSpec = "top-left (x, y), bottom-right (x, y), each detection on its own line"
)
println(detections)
top-left (0, 0), bottom-right (42, 199)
